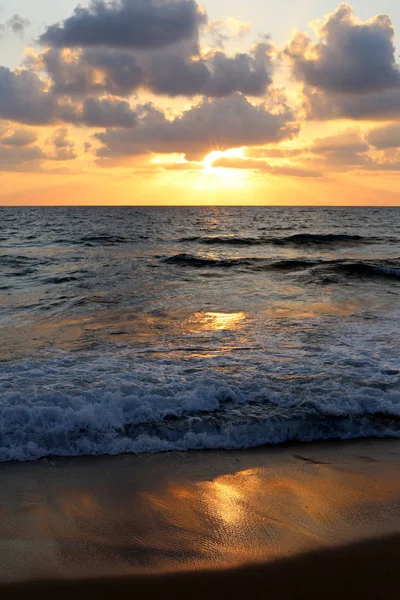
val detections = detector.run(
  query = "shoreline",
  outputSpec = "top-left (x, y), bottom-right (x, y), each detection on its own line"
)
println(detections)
top-left (3, 534), bottom-right (400, 599)
top-left (1, 434), bottom-right (399, 467)
top-left (1, 438), bottom-right (399, 593)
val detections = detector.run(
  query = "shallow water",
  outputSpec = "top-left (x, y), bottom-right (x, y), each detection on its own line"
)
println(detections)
top-left (1, 206), bottom-right (399, 461)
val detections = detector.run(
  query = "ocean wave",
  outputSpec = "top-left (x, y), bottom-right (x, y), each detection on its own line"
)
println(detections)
top-left (335, 263), bottom-right (400, 279)
top-left (52, 234), bottom-right (131, 247)
top-left (1, 350), bottom-right (399, 462)
top-left (163, 253), bottom-right (259, 268)
top-left (276, 233), bottom-right (382, 245)
top-left (42, 275), bottom-right (80, 285)
top-left (0, 255), bottom-right (42, 268)
top-left (163, 254), bottom-right (400, 279)
top-left (163, 254), bottom-right (319, 270)
top-left (180, 236), bottom-right (267, 246)
top-left (180, 233), bottom-right (389, 246)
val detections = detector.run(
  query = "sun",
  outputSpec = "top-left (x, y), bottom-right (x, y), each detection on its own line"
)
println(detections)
top-left (187, 147), bottom-right (250, 191)
top-left (202, 148), bottom-right (245, 173)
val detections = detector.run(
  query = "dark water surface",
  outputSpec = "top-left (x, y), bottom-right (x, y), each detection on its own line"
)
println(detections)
top-left (1, 206), bottom-right (399, 461)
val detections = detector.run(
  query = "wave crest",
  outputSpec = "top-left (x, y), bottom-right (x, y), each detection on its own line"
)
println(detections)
top-left (179, 233), bottom-right (388, 247)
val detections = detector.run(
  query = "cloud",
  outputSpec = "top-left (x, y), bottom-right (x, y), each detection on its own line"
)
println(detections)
top-left (308, 129), bottom-right (371, 167)
top-left (0, 145), bottom-right (44, 170)
top-left (95, 93), bottom-right (298, 159)
top-left (301, 85), bottom-right (400, 121)
top-left (206, 17), bottom-right (252, 48)
top-left (365, 160), bottom-right (400, 171)
top-left (0, 126), bottom-right (80, 170)
top-left (82, 98), bottom-right (137, 127)
top-left (29, 1), bottom-right (273, 106)
top-left (1, 128), bottom-right (37, 147)
top-left (40, 0), bottom-right (206, 50)
top-left (367, 123), bottom-right (400, 149)
top-left (0, 61), bottom-right (139, 128)
top-left (285, 3), bottom-right (400, 94)
top-left (0, 67), bottom-right (55, 125)
top-left (48, 128), bottom-right (77, 160)
top-left (145, 43), bottom-right (273, 98)
top-left (202, 43), bottom-right (273, 98)
top-left (29, 47), bottom-right (145, 98)
top-left (212, 156), bottom-right (321, 177)
top-left (0, 129), bottom-right (44, 170)
top-left (37, 41), bottom-right (274, 99)
top-left (311, 129), bottom-right (368, 154)
top-left (307, 128), bottom-right (400, 172)
top-left (285, 4), bottom-right (400, 120)
top-left (245, 147), bottom-right (303, 159)
top-left (7, 14), bottom-right (30, 36)
top-left (0, 14), bottom-right (30, 38)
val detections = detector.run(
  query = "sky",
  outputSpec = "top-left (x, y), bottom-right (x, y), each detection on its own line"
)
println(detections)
top-left (1, 0), bottom-right (400, 205)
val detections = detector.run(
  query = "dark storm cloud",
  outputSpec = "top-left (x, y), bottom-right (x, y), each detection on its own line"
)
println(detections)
top-left (285, 3), bottom-right (400, 95)
top-left (95, 93), bottom-right (298, 158)
top-left (40, 0), bottom-right (206, 50)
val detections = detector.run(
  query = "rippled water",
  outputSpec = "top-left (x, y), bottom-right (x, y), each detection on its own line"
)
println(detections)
top-left (1, 206), bottom-right (399, 461)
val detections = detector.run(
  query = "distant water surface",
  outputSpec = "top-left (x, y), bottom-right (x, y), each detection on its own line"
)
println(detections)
top-left (0, 206), bottom-right (399, 461)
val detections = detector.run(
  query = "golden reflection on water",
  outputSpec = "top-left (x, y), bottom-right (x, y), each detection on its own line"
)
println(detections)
top-left (264, 299), bottom-right (360, 320)
top-left (189, 312), bottom-right (247, 332)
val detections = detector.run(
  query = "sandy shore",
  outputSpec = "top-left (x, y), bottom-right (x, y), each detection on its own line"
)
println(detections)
top-left (0, 439), bottom-right (399, 597)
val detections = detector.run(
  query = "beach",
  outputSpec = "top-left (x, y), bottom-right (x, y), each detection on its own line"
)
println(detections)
top-left (1, 439), bottom-right (399, 598)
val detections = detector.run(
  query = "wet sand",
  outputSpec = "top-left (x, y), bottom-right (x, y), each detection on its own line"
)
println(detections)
top-left (0, 439), bottom-right (399, 598)
top-left (3, 535), bottom-right (400, 599)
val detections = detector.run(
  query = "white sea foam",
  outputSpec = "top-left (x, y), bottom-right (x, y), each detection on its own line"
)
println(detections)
top-left (1, 330), bottom-right (399, 461)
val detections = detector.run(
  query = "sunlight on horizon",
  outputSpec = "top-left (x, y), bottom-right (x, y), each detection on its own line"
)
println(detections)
top-left (202, 148), bottom-right (246, 173)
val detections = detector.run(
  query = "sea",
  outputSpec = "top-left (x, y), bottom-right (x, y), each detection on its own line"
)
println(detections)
top-left (0, 206), bottom-right (399, 462)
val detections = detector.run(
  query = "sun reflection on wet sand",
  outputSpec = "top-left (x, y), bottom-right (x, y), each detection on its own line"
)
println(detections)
top-left (1, 443), bottom-right (399, 583)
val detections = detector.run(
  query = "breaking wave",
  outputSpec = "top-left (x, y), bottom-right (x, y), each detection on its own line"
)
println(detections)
top-left (0, 351), bottom-right (399, 462)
